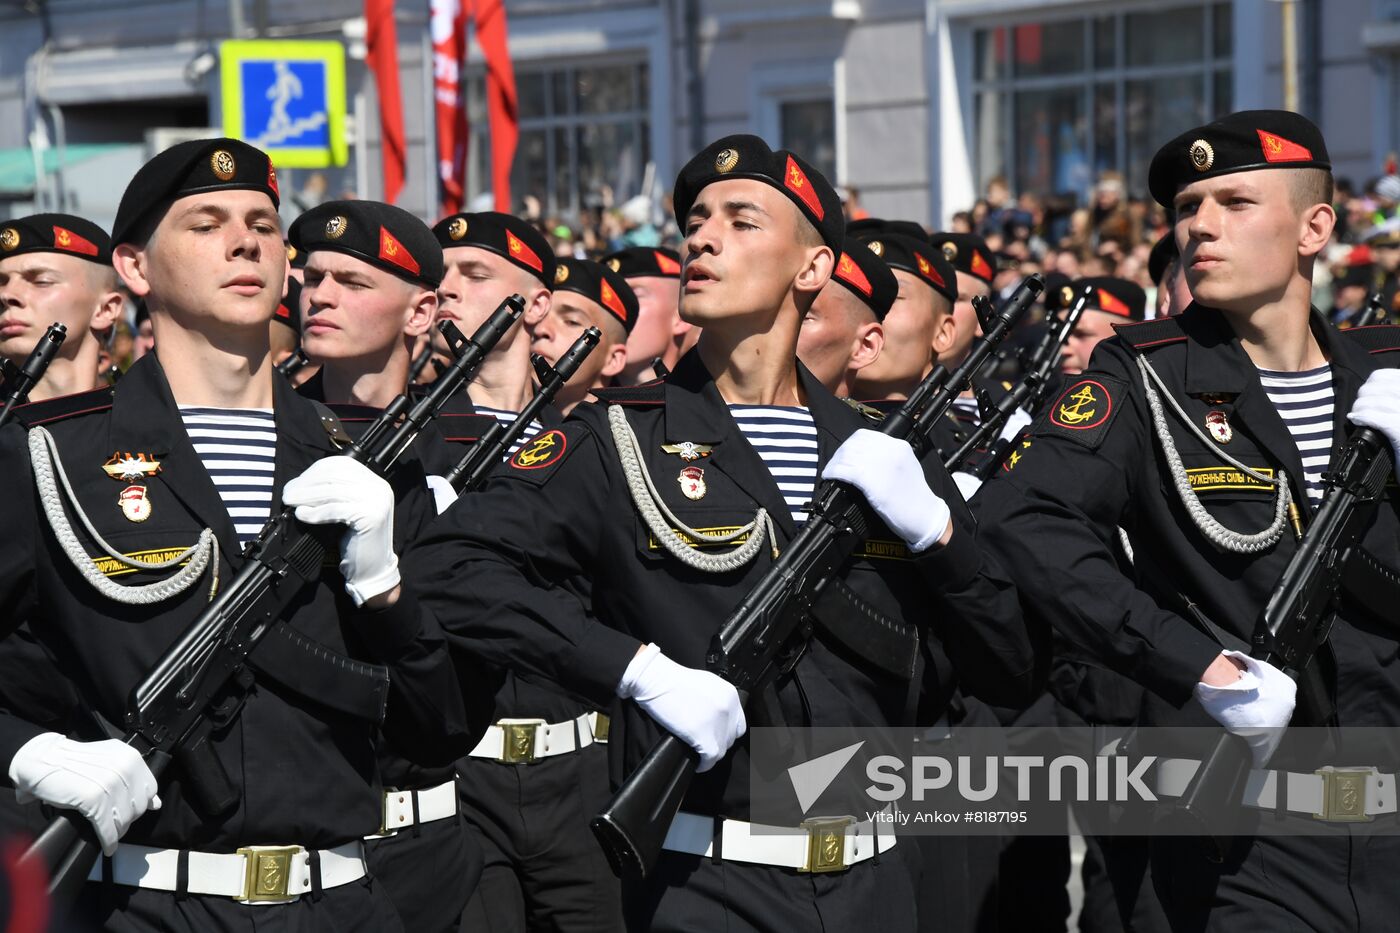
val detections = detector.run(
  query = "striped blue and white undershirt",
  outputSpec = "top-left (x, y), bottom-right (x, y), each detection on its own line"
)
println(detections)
top-left (1257, 365), bottom-right (1334, 505)
top-left (474, 404), bottom-right (543, 457)
top-left (178, 407), bottom-right (277, 544)
top-left (728, 405), bottom-right (819, 525)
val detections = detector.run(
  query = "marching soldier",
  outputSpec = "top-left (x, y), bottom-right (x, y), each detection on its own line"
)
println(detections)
top-left (530, 257), bottom-right (636, 415)
top-left (601, 246), bottom-right (691, 384)
top-left (288, 199), bottom-right (490, 932)
top-left (795, 234), bottom-right (895, 396)
top-left (430, 212), bottom-right (623, 933)
top-left (1056, 277), bottom-right (1147, 375)
top-left (402, 135), bottom-right (1035, 931)
top-left (976, 111), bottom-right (1400, 931)
top-left (0, 213), bottom-right (125, 400)
top-left (0, 138), bottom-right (466, 930)
top-left (928, 232), bottom-right (1002, 429)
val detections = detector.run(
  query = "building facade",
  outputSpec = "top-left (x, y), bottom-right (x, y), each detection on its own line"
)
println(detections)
top-left (0, 0), bottom-right (1391, 230)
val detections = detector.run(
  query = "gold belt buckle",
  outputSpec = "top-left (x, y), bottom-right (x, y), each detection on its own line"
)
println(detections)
top-left (799, 816), bottom-right (855, 873)
top-left (235, 845), bottom-right (304, 902)
top-left (592, 712), bottom-right (610, 743)
top-left (498, 718), bottom-right (546, 764)
top-left (1314, 767), bottom-right (1374, 822)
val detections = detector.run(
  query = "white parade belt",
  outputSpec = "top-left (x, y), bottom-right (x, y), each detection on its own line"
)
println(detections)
top-left (368, 779), bottom-right (459, 837)
top-left (661, 805), bottom-right (898, 873)
top-left (466, 712), bottom-right (607, 764)
top-left (87, 840), bottom-right (366, 903)
top-left (1155, 758), bottom-right (1398, 821)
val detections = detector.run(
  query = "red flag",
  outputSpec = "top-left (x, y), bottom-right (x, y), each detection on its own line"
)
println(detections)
top-left (366, 0), bottom-right (406, 204)
top-left (431, 0), bottom-right (469, 215)
top-left (473, 0), bottom-right (517, 212)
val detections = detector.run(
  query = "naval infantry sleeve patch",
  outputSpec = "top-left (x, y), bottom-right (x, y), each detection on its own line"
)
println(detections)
top-left (1036, 375), bottom-right (1128, 450)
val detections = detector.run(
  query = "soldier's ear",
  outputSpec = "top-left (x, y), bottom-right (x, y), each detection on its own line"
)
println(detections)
top-left (793, 244), bottom-right (835, 297)
top-left (523, 285), bottom-right (551, 326)
top-left (404, 287), bottom-right (436, 338)
top-left (112, 243), bottom-right (152, 298)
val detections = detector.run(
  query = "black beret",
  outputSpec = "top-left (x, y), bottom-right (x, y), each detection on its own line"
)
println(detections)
top-left (1074, 276), bottom-right (1146, 321)
top-left (673, 135), bottom-right (843, 251)
top-left (601, 246), bottom-right (682, 279)
top-left (1148, 110), bottom-right (1331, 208)
top-left (286, 239), bottom-right (307, 269)
top-left (829, 236), bottom-right (898, 322)
top-left (113, 137), bottom-right (280, 245)
top-left (846, 217), bottom-right (928, 241)
top-left (273, 278), bottom-right (302, 332)
top-left (0, 213), bottom-right (111, 266)
top-left (1042, 272), bottom-right (1073, 313)
top-left (927, 232), bottom-right (995, 285)
top-left (1148, 233), bottom-right (1179, 285)
top-left (433, 211), bottom-right (557, 287)
top-left (552, 257), bottom-right (638, 334)
top-left (289, 200), bottom-right (444, 289)
top-left (855, 233), bottom-right (957, 306)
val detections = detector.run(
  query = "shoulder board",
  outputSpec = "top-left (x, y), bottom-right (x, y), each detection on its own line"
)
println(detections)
top-left (593, 383), bottom-right (666, 406)
top-left (842, 398), bottom-right (887, 424)
top-left (1112, 316), bottom-right (1185, 351)
top-left (1342, 324), bottom-right (1400, 355)
top-left (11, 386), bottom-right (115, 427)
top-left (320, 401), bottom-right (381, 424)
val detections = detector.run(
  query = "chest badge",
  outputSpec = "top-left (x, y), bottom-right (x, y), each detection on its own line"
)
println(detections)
top-left (678, 465), bottom-right (707, 500)
top-left (662, 441), bottom-right (714, 462)
top-left (1205, 410), bottom-right (1233, 445)
top-left (103, 452), bottom-right (162, 482)
top-left (119, 485), bottom-right (152, 522)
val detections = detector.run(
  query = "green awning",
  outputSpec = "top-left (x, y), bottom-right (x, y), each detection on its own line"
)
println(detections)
top-left (0, 145), bottom-right (127, 196)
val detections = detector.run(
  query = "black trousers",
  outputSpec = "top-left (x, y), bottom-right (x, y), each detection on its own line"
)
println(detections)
top-left (1152, 831), bottom-right (1400, 932)
top-left (624, 842), bottom-right (918, 933)
top-left (457, 743), bottom-right (622, 933)
top-left (74, 876), bottom-right (404, 932)
top-left (366, 811), bottom-right (481, 933)
top-left (1079, 835), bottom-right (1169, 933)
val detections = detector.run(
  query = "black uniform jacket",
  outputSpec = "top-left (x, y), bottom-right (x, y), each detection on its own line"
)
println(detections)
top-left (0, 355), bottom-right (466, 850)
top-left (976, 306), bottom-right (1400, 731)
top-left (411, 382), bottom-right (562, 478)
top-left (404, 350), bottom-right (1034, 817)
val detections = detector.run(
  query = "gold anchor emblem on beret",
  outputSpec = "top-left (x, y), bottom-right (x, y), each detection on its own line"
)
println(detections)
top-left (554, 264), bottom-right (570, 285)
top-left (0, 228), bottom-right (17, 251)
top-left (1060, 285), bottom-right (1075, 306)
top-left (715, 149), bottom-right (739, 174)
top-left (607, 257), bottom-right (622, 272)
top-left (1189, 140), bottom-right (1215, 172)
top-left (286, 244), bottom-right (297, 262)
top-left (210, 150), bottom-right (237, 180)
top-left (448, 217), bottom-right (469, 240)
top-left (326, 216), bottom-right (348, 239)
top-left (941, 242), bottom-right (958, 262)
top-left (867, 240), bottom-right (884, 257)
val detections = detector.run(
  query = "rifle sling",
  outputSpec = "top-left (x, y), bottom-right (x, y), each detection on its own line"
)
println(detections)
top-left (1340, 546), bottom-right (1400, 624)
top-left (809, 578), bottom-right (919, 680)
top-left (247, 622), bottom-right (390, 723)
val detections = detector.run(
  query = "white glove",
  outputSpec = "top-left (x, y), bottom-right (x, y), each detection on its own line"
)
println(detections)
top-left (425, 475), bottom-right (457, 515)
top-left (283, 457), bottom-right (399, 606)
top-left (952, 471), bottom-right (983, 501)
top-left (823, 429), bottom-right (952, 552)
top-left (1347, 369), bottom-right (1400, 465)
top-left (617, 644), bottom-right (746, 772)
top-left (998, 408), bottom-right (1033, 443)
top-left (1193, 650), bottom-right (1297, 768)
top-left (8, 733), bottom-right (161, 856)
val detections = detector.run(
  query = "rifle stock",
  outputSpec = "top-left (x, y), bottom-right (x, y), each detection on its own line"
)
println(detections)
top-left (589, 275), bottom-right (1043, 879)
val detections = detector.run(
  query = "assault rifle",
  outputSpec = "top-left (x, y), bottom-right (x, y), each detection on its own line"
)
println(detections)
top-left (275, 347), bottom-right (310, 380)
top-left (1353, 293), bottom-right (1389, 329)
top-left (23, 296), bottom-right (526, 904)
top-left (0, 323), bottom-right (67, 428)
top-left (1175, 426), bottom-right (1397, 854)
top-left (589, 275), bottom-right (1044, 879)
top-left (944, 284), bottom-right (1093, 475)
top-left (445, 327), bottom-right (600, 493)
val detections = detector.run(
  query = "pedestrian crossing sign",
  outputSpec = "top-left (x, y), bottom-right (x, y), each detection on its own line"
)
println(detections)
top-left (220, 40), bottom-right (348, 168)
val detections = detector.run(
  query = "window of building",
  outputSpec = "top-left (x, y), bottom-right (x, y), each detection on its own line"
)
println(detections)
top-left (971, 2), bottom-right (1233, 201)
top-left (467, 61), bottom-right (650, 219)
top-left (779, 98), bottom-right (837, 184)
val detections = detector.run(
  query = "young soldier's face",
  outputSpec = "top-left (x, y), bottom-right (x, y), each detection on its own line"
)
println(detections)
top-left (941, 270), bottom-right (991, 366)
top-left (622, 274), bottom-right (681, 369)
top-left (531, 292), bottom-right (626, 391)
top-left (437, 246), bottom-right (540, 357)
top-left (1173, 171), bottom-right (1318, 312)
top-left (679, 179), bottom-right (822, 326)
top-left (798, 282), bottom-right (871, 391)
top-left (854, 271), bottom-right (936, 393)
top-left (1058, 308), bottom-right (1120, 375)
top-left (302, 252), bottom-right (432, 363)
top-left (0, 253), bottom-right (116, 362)
top-left (124, 189), bottom-right (286, 333)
